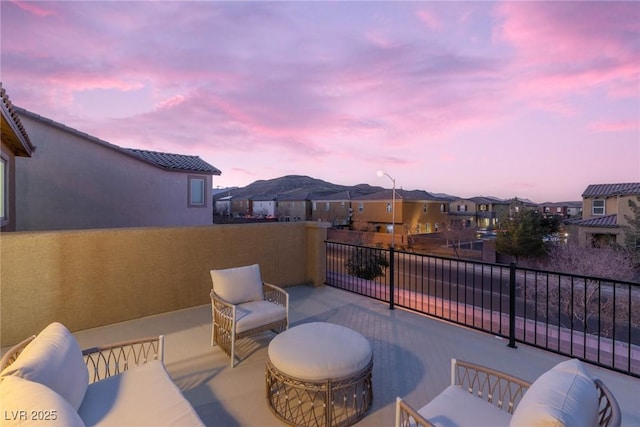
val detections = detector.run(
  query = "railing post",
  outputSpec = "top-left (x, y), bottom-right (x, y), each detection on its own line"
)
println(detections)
top-left (389, 247), bottom-right (395, 310)
top-left (508, 261), bottom-right (517, 348)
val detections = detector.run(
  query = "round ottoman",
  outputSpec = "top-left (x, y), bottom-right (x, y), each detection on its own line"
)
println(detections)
top-left (266, 322), bottom-right (373, 427)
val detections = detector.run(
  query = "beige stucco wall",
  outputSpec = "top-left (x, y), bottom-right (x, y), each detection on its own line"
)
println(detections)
top-left (352, 200), bottom-right (403, 228)
top-left (0, 222), bottom-right (329, 346)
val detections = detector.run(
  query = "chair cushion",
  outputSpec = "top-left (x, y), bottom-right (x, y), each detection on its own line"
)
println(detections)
top-left (78, 360), bottom-right (204, 426)
top-left (0, 376), bottom-right (86, 427)
top-left (0, 322), bottom-right (89, 411)
top-left (418, 385), bottom-right (512, 427)
top-left (236, 300), bottom-right (287, 334)
top-left (211, 264), bottom-right (264, 305)
top-left (510, 359), bottom-right (598, 427)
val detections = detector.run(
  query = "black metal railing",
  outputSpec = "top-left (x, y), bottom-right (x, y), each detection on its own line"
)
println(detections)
top-left (325, 241), bottom-right (640, 378)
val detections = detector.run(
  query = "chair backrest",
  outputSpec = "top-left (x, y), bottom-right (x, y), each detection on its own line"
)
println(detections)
top-left (0, 335), bottom-right (35, 372)
top-left (210, 264), bottom-right (264, 304)
top-left (594, 378), bottom-right (622, 427)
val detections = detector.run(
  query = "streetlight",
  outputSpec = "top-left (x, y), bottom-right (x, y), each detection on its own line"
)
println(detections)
top-left (377, 170), bottom-right (396, 248)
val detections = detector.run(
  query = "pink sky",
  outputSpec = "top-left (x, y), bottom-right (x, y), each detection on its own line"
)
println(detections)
top-left (2, 1), bottom-right (638, 202)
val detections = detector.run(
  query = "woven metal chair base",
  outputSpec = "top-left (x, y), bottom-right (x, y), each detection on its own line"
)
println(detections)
top-left (266, 356), bottom-right (373, 427)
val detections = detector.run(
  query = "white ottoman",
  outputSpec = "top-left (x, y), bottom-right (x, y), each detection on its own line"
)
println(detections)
top-left (266, 322), bottom-right (373, 427)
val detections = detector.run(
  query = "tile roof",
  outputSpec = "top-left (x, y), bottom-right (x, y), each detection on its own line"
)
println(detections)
top-left (575, 214), bottom-right (618, 228)
top-left (468, 196), bottom-right (509, 205)
top-left (0, 83), bottom-right (34, 156)
top-left (582, 183), bottom-right (640, 197)
top-left (353, 189), bottom-right (443, 201)
top-left (539, 201), bottom-right (583, 207)
top-left (276, 189), bottom-right (312, 201)
top-left (309, 191), bottom-right (351, 201)
top-left (14, 106), bottom-right (220, 175)
top-left (125, 149), bottom-right (221, 175)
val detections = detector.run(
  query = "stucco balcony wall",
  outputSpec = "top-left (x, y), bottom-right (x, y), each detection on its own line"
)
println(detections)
top-left (0, 221), bottom-right (330, 346)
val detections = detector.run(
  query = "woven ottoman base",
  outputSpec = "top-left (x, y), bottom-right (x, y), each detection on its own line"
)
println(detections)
top-left (265, 323), bottom-right (373, 427)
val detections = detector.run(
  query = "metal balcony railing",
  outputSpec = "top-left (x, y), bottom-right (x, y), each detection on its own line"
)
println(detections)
top-left (325, 241), bottom-right (640, 378)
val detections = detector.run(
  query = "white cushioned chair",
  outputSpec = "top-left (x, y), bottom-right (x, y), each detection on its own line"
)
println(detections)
top-left (396, 358), bottom-right (621, 427)
top-left (210, 264), bottom-right (289, 367)
top-left (0, 322), bottom-right (204, 426)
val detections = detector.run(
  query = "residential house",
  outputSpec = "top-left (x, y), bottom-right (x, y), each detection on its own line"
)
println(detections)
top-left (14, 107), bottom-right (221, 231)
top-left (539, 201), bottom-right (583, 221)
top-left (351, 189), bottom-right (449, 235)
top-left (448, 198), bottom-right (477, 229)
top-left (0, 85), bottom-right (34, 232)
top-left (251, 194), bottom-right (277, 218)
top-left (277, 189), bottom-right (312, 222)
top-left (214, 194), bottom-right (233, 218)
top-left (446, 196), bottom-right (510, 231)
top-left (230, 197), bottom-right (252, 218)
top-left (574, 182), bottom-right (640, 246)
top-left (468, 196), bottom-right (510, 229)
top-left (310, 191), bottom-right (352, 227)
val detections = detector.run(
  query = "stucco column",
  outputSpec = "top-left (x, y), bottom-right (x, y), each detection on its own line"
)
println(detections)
top-left (305, 221), bottom-right (330, 287)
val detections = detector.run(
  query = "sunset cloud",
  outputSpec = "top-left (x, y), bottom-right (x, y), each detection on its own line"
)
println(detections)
top-left (1, 1), bottom-right (637, 202)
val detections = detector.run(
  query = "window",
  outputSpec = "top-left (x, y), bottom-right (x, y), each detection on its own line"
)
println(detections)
top-left (0, 155), bottom-right (6, 223)
top-left (188, 176), bottom-right (206, 207)
top-left (326, 202), bottom-right (330, 211)
top-left (386, 203), bottom-right (392, 213)
top-left (556, 207), bottom-right (563, 213)
top-left (458, 204), bottom-right (467, 212)
top-left (423, 204), bottom-right (427, 213)
top-left (440, 203), bottom-right (446, 213)
top-left (359, 203), bottom-right (364, 213)
top-left (312, 202), bottom-right (317, 211)
top-left (592, 199), bottom-right (605, 216)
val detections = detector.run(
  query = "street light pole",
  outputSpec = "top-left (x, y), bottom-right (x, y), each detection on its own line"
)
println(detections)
top-left (377, 170), bottom-right (396, 310)
top-left (377, 170), bottom-right (396, 248)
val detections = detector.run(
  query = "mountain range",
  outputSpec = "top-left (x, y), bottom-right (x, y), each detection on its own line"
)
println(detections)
top-left (213, 175), bottom-right (459, 200)
top-left (213, 175), bottom-right (579, 205)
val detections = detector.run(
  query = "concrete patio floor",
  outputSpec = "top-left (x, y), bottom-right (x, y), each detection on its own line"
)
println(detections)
top-left (8, 285), bottom-right (640, 426)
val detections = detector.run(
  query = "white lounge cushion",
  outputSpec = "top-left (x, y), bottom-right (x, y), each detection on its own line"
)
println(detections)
top-left (235, 300), bottom-right (287, 333)
top-left (510, 359), bottom-right (598, 427)
top-left (0, 322), bottom-right (89, 410)
top-left (418, 385), bottom-right (512, 427)
top-left (268, 322), bottom-right (372, 381)
top-left (0, 376), bottom-right (85, 427)
top-left (78, 360), bottom-right (204, 427)
top-left (211, 264), bottom-right (264, 305)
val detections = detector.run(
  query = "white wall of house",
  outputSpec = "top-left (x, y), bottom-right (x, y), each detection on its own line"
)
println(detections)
top-left (15, 113), bottom-right (214, 231)
top-left (252, 200), bottom-right (275, 217)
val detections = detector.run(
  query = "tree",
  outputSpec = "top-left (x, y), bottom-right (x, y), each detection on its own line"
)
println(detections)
top-left (345, 247), bottom-right (389, 280)
top-left (623, 196), bottom-right (640, 268)
top-left (522, 242), bottom-right (637, 337)
top-left (441, 222), bottom-right (476, 258)
top-left (495, 202), bottom-right (556, 262)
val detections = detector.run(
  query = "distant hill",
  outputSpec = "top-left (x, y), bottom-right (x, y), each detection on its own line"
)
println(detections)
top-left (215, 175), bottom-right (384, 199)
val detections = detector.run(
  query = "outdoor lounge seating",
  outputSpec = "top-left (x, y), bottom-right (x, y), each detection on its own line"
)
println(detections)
top-left (0, 322), bottom-right (204, 426)
top-left (266, 322), bottom-right (373, 426)
top-left (210, 263), bottom-right (289, 367)
top-left (395, 358), bottom-right (621, 427)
